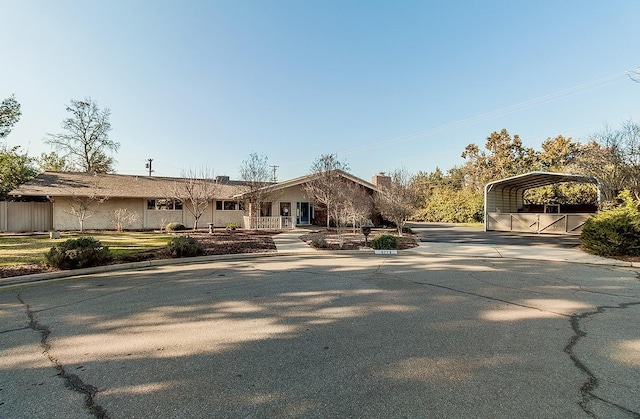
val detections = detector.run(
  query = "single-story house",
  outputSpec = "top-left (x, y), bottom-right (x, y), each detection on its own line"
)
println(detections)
top-left (3, 170), bottom-right (385, 232)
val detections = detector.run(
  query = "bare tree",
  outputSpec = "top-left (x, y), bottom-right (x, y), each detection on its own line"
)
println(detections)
top-left (46, 98), bottom-right (120, 173)
top-left (374, 169), bottom-right (419, 236)
top-left (239, 152), bottom-right (279, 222)
top-left (323, 182), bottom-right (372, 247)
top-left (340, 182), bottom-right (372, 234)
top-left (574, 125), bottom-right (629, 202)
top-left (112, 208), bottom-right (140, 232)
top-left (172, 167), bottom-right (219, 230)
top-left (63, 177), bottom-right (108, 232)
top-left (619, 120), bottom-right (640, 200)
top-left (303, 153), bottom-right (350, 227)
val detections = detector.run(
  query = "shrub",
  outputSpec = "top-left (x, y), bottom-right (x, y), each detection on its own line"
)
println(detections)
top-left (165, 222), bottom-right (186, 232)
top-left (371, 234), bottom-right (398, 250)
top-left (45, 237), bottom-right (112, 270)
top-left (167, 236), bottom-right (205, 258)
top-left (580, 191), bottom-right (640, 257)
top-left (226, 222), bottom-right (239, 230)
top-left (310, 236), bottom-right (328, 249)
top-left (402, 226), bottom-right (412, 234)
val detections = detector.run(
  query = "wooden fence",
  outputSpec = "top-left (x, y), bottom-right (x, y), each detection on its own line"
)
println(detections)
top-left (0, 201), bottom-right (53, 232)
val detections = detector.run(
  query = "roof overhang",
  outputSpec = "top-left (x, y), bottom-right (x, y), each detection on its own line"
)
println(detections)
top-left (233, 169), bottom-right (379, 199)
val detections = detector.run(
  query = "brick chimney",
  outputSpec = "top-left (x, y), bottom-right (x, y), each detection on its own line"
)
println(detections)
top-left (372, 172), bottom-right (391, 190)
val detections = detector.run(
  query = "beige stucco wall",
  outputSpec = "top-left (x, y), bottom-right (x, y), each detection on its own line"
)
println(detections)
top-left (48, 184), bottom-right (320, 231)
top-left (214, 210), bottom-right (244, 227)
top-left (262, 185), bottom-right (310, 216)
top-left (53, 197), bottom-right (145, 230)
top-left (145, 210), bottom-right (183, 230)
top-left (51, 197), bottom-right (248, 231)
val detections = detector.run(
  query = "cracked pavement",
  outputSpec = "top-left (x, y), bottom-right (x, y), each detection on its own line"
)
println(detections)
top-left (1, 245), bottom-right (639, 417)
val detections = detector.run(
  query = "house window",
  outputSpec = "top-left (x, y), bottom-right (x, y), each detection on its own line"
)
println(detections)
top-left (147, 199), bottom-right (182, 210)
top-left (216, 200), bottom-right (244, 211)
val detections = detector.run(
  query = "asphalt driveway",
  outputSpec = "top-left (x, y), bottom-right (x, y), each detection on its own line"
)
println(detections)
top-left (408, 222), bottom-right (581, 248)
top-left (1, 250), bottom-right (639, 418)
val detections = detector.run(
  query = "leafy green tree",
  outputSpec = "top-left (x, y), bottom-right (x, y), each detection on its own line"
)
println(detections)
top-left (0, 145), bottom-right (38, 200)
top-left (539, 135), bottom-right (580, 171)
top-left (0, 95), bottom-right (21, 139)
top-left (45, 98), bottom-right (120, 173)
top-left (414, 187), bottom-right (483, 223)
top-left (36, 151), bottom-right (75, 172)
top-left (521, 135), bottom-right (597, 205)
top-left (461, 129), bottom-right (539, 193)
top-left (524, 183), bottom-right (598, 205)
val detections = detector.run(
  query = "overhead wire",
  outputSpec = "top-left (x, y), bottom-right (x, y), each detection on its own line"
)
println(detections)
top-left (278, 68), bottom-right (633, 167)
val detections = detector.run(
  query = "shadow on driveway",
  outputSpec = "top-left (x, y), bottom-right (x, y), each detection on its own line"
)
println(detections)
top-left (408, 222), bottom-right (581, 249)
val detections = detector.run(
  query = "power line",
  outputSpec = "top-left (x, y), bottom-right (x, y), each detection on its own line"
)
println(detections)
top-left (278, 67), bottom-right (635, 167)
top-left (627, 67), bottom-right (640, 83)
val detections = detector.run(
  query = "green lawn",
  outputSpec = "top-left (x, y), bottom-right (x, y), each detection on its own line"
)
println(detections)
top-left (0, 232), bottom-right (173, 266)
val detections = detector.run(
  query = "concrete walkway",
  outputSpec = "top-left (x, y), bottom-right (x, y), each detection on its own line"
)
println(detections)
top-left (271, 228), bottom-right (317, 254)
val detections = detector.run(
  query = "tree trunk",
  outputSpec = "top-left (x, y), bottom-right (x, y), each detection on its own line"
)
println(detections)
top-left (326, 204), bottom-right (330, 227)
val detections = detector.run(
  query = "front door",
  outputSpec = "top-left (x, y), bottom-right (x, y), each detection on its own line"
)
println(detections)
top-left (297, 202), bottom-right (310, 224)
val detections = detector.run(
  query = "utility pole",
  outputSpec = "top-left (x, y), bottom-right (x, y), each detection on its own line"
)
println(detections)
top-left (269, 165), bottom-right (279, 182)
top-left (145, 159), bottom-right (153, 176)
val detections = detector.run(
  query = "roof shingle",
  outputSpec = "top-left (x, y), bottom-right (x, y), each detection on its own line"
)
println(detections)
top-left (10, 172), bottom-right (247, 199)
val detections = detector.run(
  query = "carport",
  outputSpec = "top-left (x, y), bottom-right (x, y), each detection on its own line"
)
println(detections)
top-left (484, 171), bottom-right (599, 235)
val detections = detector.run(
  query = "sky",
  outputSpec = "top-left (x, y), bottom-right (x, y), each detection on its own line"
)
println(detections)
top-left (2, 1), bottom-right (639, 182)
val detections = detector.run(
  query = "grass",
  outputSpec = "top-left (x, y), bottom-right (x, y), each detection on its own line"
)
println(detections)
top-left (0, 232), bottom-right (173, 266)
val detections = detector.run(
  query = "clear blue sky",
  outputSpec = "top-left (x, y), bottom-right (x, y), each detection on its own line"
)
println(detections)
top-left (2, 1), bottom-right (639, 182)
